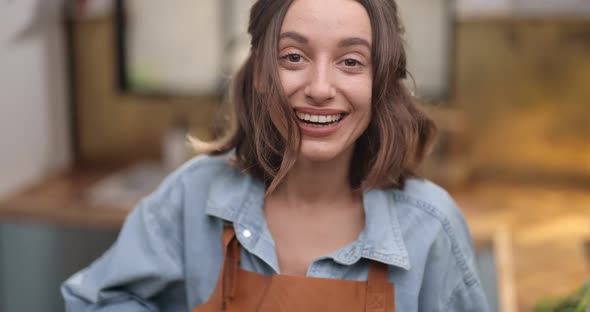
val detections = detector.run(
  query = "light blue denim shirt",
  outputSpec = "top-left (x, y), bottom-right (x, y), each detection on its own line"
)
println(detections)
top-left (61, 155), bottom-right (489, 311)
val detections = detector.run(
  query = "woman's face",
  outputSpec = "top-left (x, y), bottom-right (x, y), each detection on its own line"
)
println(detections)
top-left (278, 0), bottom-right (373, 163)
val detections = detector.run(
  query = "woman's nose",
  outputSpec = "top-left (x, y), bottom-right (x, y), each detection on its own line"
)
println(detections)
top-left (304, 63), bottom-right (336, 104)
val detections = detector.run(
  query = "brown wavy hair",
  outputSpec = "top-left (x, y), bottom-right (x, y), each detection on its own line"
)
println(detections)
top-left (190, 0), bottom-right (436, 194)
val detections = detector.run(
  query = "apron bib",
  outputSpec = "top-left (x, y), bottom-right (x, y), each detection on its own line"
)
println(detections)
top-left (192, 226), bottom-right (395, 312)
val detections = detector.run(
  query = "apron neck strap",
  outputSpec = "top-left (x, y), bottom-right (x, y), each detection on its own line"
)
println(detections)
top-left (221, 226), bottom-right (239, 310)
top-left (365, 261), bottom-right (392, 312)
top-left (367, 260), bottom-right (389, 284)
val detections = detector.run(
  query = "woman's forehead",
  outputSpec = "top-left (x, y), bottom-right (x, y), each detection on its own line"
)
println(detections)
top-left (280, 0), bottom-right (372, 43)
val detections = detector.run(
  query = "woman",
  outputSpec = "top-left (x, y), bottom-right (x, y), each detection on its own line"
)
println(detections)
top-left (62, 0), bottom-right (489, 311)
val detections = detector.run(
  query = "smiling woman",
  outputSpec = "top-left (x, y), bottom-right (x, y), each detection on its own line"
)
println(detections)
top-left (199, 0), bottom-right (434, 194)
top-left (62, 0), bottom-right (490, 311)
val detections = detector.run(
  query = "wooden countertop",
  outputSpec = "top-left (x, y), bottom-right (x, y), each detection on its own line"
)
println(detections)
top-left (0, 170), bottom-right (131, 230)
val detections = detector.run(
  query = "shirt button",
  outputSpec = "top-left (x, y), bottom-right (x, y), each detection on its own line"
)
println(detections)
top-left (242, 229), bottom-right (252, 238)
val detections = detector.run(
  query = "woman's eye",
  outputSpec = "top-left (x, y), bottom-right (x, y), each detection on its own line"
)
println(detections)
top-left (282, 53), bottom-right (303, 63)
top-left (343, 59), bottom-right (361, 67)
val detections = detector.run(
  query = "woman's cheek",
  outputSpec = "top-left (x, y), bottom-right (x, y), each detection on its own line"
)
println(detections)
top-left (279, 68), bottom-right (307, 97)
top-left (343, 76), bottom-right (372, 105)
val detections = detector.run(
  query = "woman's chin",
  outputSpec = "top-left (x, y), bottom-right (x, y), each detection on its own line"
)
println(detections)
top-left (297, 152), bottom-right (336, 163)
top-left (297, 142), bottom-right (350, 164)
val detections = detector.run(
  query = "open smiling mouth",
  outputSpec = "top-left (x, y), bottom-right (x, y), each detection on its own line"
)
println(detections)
top-left (295, 111), bottom-right (347, 127)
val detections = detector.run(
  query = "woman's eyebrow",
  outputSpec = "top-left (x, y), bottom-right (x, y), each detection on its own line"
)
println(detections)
top-left (338, 37), bottom-right (371, 50)
top-left (278, 32), bottom-right (370, 50)
top-left (279, 31), bottom-right (308, 44)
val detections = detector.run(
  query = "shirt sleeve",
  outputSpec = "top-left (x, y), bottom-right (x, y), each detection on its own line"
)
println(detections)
top-left (61, 193), bottom-right (186, 311)
top-left (439, 198), bottom-right (491, 312)
top-left (424, 185), bottom-right (491, 312)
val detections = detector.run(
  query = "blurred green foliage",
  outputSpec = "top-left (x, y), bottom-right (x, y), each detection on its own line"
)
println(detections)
top-left (535, 280), bottom-right (590, 312)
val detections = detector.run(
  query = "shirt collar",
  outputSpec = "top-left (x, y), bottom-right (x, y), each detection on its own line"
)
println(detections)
top-left (330, 189), bottom-right (411, 270)
top-left (204, 168), bottom-right (411, 271)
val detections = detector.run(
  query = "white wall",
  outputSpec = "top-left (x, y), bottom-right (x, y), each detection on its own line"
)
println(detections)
top-left (0, 0), bottom-right (70, 199)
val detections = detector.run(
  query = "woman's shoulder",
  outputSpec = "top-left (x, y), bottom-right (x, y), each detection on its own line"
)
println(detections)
top-left (158, 153), bottom-right (240, 189)
top-left (384, 179), bottom-right (486, 308)
top-left (390, 177), bottom-right (465, 226)
top-left (140, 153), bottom-right (246, 210)
top-left (389, 177), bottom-right (473, 250)
top-left (387, 178), bottom-right (481, 286)
top-left (172, 153), bottom-right (237, 181)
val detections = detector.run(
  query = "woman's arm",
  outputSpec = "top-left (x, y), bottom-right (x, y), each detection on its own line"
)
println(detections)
top-left (442, 274), bottom-right (490, 311)
top-left (61, 193), bottom-right (186, 311)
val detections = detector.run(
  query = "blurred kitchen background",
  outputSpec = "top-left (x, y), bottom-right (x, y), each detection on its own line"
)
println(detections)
top-left (0, 0), bottom-right (589, 311)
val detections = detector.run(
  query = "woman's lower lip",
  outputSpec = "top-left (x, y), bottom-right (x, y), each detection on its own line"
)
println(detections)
top-left (297, 117), bottom-right (346, 137)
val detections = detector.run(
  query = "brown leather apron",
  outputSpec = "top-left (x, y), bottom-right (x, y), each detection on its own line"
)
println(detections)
top-left (191, 226), bottom-right (396, 312)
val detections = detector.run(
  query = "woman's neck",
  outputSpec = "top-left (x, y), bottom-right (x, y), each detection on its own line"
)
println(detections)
top-left (271, 149), bottom-right (361, 214)
top-left (264, 149), bottom-right (366, 276)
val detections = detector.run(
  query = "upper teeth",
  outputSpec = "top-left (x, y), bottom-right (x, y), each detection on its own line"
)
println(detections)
top-left (296, 112), bottom-right (343, 123)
